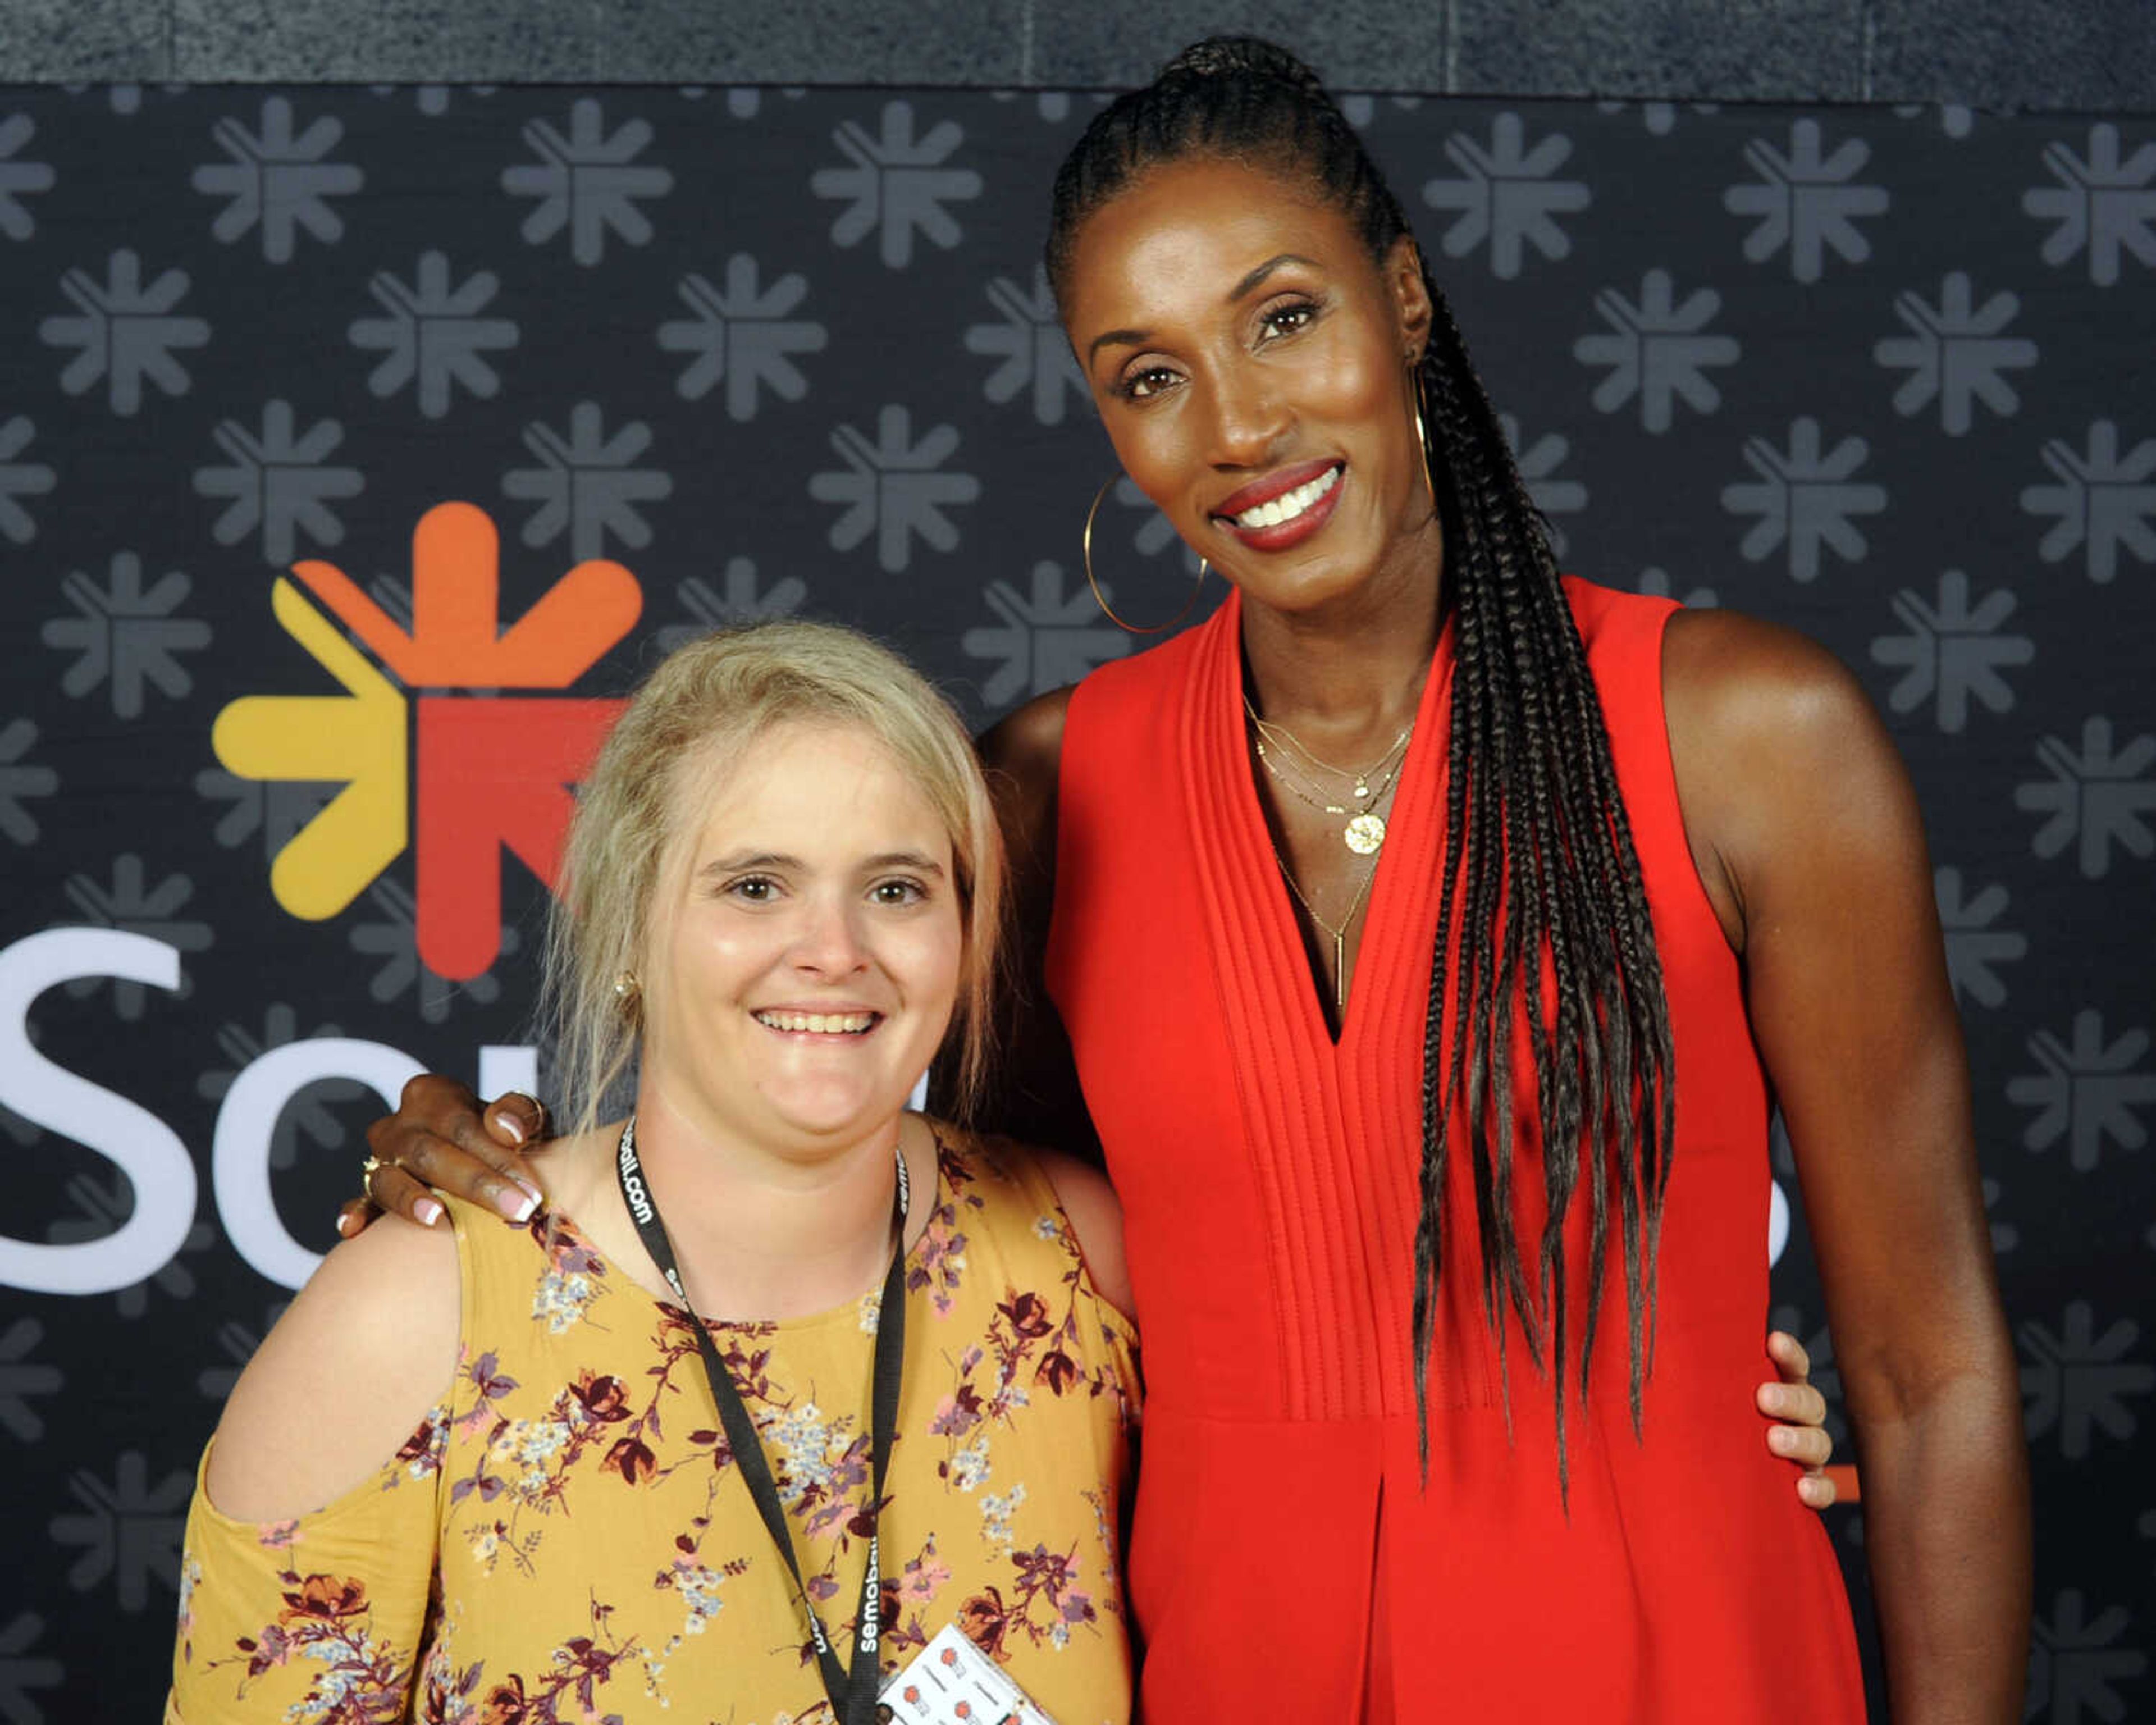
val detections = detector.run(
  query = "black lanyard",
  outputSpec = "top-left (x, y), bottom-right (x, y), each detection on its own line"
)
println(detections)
top-left (616, 1118), bottom-right (909, 1725)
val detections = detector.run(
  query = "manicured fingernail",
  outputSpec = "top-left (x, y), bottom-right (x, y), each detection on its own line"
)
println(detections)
top-left (335, 1212), bottom-right (357, 1238)
top-left (415, 1198), bottom-right (446, 1227)
top-left (495, 1185), bottom-right (537, 1223)
top-left (498, 1114), bottom-right (527, 1146)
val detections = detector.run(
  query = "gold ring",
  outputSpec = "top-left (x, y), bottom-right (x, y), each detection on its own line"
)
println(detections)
top-left (360, 1154), bottom-right (386, 1194)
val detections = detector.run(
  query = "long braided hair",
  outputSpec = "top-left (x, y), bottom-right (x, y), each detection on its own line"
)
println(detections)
top-left (1045, 38), bottom-right (1678, 1486)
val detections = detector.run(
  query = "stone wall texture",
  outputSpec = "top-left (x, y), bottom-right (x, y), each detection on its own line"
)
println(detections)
top-left (3, 0), bottom-right (2153, 110)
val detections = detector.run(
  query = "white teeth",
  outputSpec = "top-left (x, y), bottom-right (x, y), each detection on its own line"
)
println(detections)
top-left (1236, 464), bottom-right (1340, 531)
top-left (755, 1011), bottom-right (875, 1034)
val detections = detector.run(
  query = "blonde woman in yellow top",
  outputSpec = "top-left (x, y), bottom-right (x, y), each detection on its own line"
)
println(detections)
top-left (168, 622), bottom-right (1141, 1725)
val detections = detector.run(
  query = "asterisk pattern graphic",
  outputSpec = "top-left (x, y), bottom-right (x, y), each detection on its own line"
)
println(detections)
top-left (1721, 418), bottom-right (1888, 582)
top-left (656, 255), bottom-right (828, 419)
top-left (501, 401), bottom-right (673, 558)
top-left (2021, 421), bottom-right (2156, 585)
top-left (812, 101), bottom-right (983, 268)
top-left (0, 113), bottom-right (55, 239)
top-left (191, 399), bottom-right (365, 563)
top-left (965, 266), bottom-right (1088, 425)
top-left (0, 415), bottom-right (56, 543)
top-left (0, 718), bottom-right (58, 846)
top-left (48, 1453), bottom-right (191, 1611)
top-left (42, 554), bottom-right (212, 719)
top-left (2021, 1303), bottom-right (2154, 1458)
top-left (656, 559), bottom-right (808, 652)
top-left (349, 250), bottom-right (518, 417)
top-left (1874, 272), bottom-right (2039, 435)
top-left (2027, 1589), bottom-right (2149, 1722)
top-left (503, 98), bottom-right (673, 266)
top-left (808, 404), bottom-right (981, 571)
top-left (1933, 867), bottom-right (2027, 1009)
top-left (1500, 413), bottom-right (1588, 556)
top-left (961, 561), bottom-right (1133, 706)
top-left (2015, 718), bottom-right (2156, 878)
top-left (38, 250), bottom-right (211, 415)
top-left (191, 96), bottom-right (363, 262)
top-left (2023, 125), bottom-right (2156, 286)
top-left (1421, 113), bottom-right (1591, 279)
top-left (1574, 270), bottom-right (1740, 432)
top-left (1869, 571), bottom-right (2035, 733)
top-left (1724, 120), bottom-right (1890, 282)
top-left (2008, 1012), bottom-right (2156, 1170)
top-left (0, 1320), bottom-right (62, 1443)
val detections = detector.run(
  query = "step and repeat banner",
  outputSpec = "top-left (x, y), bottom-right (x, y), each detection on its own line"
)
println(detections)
top-left (0, 83), bottom-right (2149, 1718)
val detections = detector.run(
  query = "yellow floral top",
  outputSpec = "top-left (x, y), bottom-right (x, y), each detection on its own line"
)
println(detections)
top-left (168, 1128), bottom-right (1141, 1725)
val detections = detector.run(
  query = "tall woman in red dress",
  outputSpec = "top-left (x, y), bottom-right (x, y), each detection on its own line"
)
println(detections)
top-left (984, 40), bottom-right (2025, 1721)
top-left (359, 39), bottom-right (2027, 1723)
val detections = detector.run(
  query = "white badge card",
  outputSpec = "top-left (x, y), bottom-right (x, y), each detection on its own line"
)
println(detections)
top-left (878, 1623), bottom-right (1060, 1724)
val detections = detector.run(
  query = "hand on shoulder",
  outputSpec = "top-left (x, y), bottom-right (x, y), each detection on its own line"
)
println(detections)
top-left (205, 1207), bottom-right (462, 1523)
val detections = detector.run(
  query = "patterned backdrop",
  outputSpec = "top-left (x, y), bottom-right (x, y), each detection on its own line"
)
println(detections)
top-left (0, 82), bottom-right (2150, 1719)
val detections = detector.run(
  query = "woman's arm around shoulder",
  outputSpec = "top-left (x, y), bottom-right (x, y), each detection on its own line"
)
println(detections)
top-left (975, 684), bottom-right (1072, 896)
top-left (952, 690), bottom-right (1104, 1161)
top-left (206, 1207), bottom-right (462, 1521)
top-left (1661, 605), bottom-right (2030, 1724)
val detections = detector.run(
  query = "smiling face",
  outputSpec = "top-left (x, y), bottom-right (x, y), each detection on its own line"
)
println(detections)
top-left (1060, 154), bottom-right (1438, 619)
top-left (637, 719), bottom-right (963, 1161)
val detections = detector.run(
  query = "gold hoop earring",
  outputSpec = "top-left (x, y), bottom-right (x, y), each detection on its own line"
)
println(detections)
top-left (613, 971), bottom-right (640, 1016)
top-left (1408, 364), bottom-right (1439, 515)
top-left (1082, 477), bottom-right (1208, 636)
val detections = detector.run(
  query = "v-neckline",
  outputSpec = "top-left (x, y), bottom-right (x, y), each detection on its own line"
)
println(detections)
top-left (1214, 592), bottom-right (1458, 1055)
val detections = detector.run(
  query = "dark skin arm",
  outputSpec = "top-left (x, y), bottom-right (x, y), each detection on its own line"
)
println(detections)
top-left (341, 681), bottom-right (1839, 1501)
top-left (936, 687), bottom-right (1099, 1160)
top-left (1665, 606), bottom-right (2030, 1721)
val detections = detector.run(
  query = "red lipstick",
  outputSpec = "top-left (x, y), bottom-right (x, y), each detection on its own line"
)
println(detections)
top-left (1212, 460), bottom-right (1345, 553)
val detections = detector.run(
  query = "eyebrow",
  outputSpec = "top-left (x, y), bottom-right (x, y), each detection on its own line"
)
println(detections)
top-left (1086, 252), bottom-right (1321, 365)
top-left (698, 850), bottom-right (947, 877)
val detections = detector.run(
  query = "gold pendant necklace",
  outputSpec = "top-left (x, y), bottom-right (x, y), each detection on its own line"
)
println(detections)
top-left (1344, 813), bottom-right (1387, 855)
top-left (1250, 731), bottom-right (1408, 855)
top-left (1266, 842), bottom-right (1377, 1015)
top-left (1244, 697), bottom-right (1412, 856)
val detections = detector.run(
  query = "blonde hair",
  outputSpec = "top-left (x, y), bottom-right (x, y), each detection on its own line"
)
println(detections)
top-left (541, 619), bottom-right (1006, 1139)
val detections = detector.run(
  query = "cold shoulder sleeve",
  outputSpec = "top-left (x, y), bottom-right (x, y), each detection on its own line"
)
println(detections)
top-left (166, 1403), bottom-right (449, 1721)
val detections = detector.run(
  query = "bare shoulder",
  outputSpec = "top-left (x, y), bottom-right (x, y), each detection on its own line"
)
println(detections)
top-left (1027, 1145), bottom-right (1135, 1322)
top-left (976, 687), bottom-right (1074, 863)
top-left (1661, 606), bottom-right (1878, 754)
top-left (205, 1210), bottom-right (461, 1522)
top-left (1661, 606), bottom-right (1926, 944)
top-left (976, 685), bottom-right (1074, 783)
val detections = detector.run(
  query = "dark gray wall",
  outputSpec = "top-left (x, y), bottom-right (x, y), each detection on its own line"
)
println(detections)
top-left (3, 0), bottom-right (2154, 111)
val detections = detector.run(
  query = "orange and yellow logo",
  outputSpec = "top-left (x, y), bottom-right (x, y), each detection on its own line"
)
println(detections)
top-left (213, 501), bottom-right (642, 979)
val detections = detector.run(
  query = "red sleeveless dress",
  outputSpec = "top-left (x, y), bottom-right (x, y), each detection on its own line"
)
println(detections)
top-left (1045, 578), bottom-right (1865, 1721)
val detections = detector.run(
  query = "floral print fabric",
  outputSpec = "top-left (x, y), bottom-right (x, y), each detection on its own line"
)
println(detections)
top-left (168, 1128), bottom-right (1141, 1725)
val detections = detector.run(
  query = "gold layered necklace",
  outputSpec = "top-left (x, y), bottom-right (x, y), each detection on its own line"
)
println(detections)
top-left (1243, 702), bottom-right (1415, 1015)
top-left (1243, 696), bottom-right (1412, 856)
top-left (1267, 842), bottom-right (1376, 1015)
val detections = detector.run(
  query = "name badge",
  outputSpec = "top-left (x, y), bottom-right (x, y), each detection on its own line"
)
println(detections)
top-left (878, 1623), bottom-right (1059, 1724)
